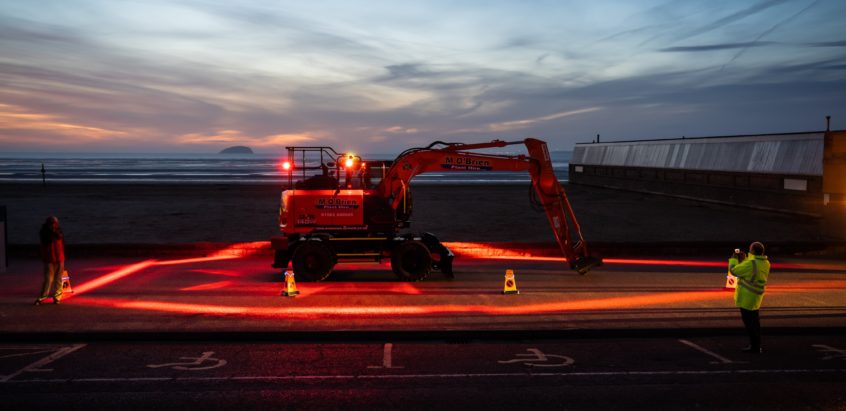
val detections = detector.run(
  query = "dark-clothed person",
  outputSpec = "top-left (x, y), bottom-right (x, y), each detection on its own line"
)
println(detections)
top-left (36, 216), bottom-right (65, 305)
top-left (728, 241), bottom-right (770, 353)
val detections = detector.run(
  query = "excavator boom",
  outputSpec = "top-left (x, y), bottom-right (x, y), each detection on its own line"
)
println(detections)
top-left (376, 138), bottom-right (602, 274)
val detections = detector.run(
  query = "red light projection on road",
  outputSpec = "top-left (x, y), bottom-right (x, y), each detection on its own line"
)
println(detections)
top-left (180, 280), bottom-right (234, 291)
top-left (72, 290), bottom-right (729, 317)
top-left (71, 276), bottom-right (846, 318)
top-left (65, 240), bottom-right (846, 318)
top-left (443, 242), bottom-right (726, 267)
top-left (156, 241), bottom-right (268, 266)
top-left (68, 260), bottom-right (157, 297)
top-left (443, 242), bottom-right (846, 270)
top-left (65, 242), bottom-right (268, 299)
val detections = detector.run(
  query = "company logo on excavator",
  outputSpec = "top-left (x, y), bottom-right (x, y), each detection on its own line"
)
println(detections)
top-left (442, 156), bottom-right (493, 171)
top-left (315, 198), bottom-right (360, 209)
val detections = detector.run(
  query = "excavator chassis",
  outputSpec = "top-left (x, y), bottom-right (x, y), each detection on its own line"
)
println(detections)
top-left (272, 232), bottom-right (454, 282)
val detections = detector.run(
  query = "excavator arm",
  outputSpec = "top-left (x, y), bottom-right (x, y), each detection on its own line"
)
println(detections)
top-left (376, 138), bottom-right (602, 274)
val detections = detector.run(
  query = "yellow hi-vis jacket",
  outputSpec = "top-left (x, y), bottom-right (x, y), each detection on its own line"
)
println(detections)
top-left (728, 254), bottom-right (770, 310)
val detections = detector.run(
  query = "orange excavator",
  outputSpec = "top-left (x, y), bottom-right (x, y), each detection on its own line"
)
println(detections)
top-left (271, 138), bottom-right (602, 281)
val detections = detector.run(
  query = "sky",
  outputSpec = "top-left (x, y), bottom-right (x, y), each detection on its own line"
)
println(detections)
top-left (1, 0), bottom-right (845, 154)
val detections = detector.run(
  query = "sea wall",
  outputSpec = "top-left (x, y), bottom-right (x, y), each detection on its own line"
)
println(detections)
top-left (569, 131), bottom-right (835, 216)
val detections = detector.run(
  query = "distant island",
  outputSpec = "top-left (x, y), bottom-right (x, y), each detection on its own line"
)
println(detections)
top-left (219, 145), bottom-right (253, 154)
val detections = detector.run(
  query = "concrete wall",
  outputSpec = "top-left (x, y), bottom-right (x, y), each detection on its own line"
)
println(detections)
top-left (823, 131), bottom-right (846, 236)
top-left (569, 132), bottom-right (832, 216)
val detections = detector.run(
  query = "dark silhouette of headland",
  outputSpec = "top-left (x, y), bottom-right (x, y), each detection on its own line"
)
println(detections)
top-left (219, 145), bottom-right (253, 154)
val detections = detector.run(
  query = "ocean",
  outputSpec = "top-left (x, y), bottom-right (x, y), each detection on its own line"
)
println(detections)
top-left (0, 151), bottom-right (571, 185)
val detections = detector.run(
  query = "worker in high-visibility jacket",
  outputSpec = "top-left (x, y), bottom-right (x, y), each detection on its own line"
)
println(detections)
top-left (728, 241), bottom-right (770, 354)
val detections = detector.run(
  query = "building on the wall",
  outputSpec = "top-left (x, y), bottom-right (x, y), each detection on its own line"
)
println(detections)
top-left (569, 130), bottom-right (845, 219)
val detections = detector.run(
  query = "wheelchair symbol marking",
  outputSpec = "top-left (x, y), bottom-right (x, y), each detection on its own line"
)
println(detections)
top-left (498, 348), bottom-right (574, 367)
top-left (147, 351), bottom-right (227, 371)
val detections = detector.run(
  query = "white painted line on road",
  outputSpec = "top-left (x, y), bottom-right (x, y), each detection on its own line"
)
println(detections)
top-left (4, 368), bottom-right (845, 384)
top-left (75, 377), bottom-right (171, 382)
top-left (0, 344), bottom-right (87, 383)
top-left (678, 339), bottom-right (738, 364)
top-left (368, 343), bottom-right (403, 369)
top-left (0, 350), bottom-right (55, 360)
top-left (812, 344), bottom-right (846, 361)
top-left (233, 375), bottom-right (358, 381)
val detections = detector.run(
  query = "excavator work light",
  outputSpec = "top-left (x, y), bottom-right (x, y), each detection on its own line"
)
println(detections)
top-left (281, 161), bottom-right (292, 171)
top-left (345, 156), bottom-right (354, 168)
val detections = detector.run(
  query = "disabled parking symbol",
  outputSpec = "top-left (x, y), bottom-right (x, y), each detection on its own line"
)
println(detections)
top-left (498, 348), bottom-right (574, 368)
top-left (147, 351), bottom-right (227, 371)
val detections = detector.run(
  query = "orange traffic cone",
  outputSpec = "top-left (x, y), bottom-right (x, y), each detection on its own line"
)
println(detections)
top-left (61, 270), bottom-right (73, 293)
top-left (281, 270), bottom-right (300, 297)
top-left (502, 269), bottom-right (519, 295)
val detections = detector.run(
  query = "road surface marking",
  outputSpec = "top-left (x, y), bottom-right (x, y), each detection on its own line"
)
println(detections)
top-left (147, 351), bottom-right (227, 371)
top-left (368, 343), bottom-right (403, 369)
top-left (5, 368), bottom-right (845, 384)
top-left (498, 348), bottom-right (574, 367)
top-left (0, 346), bottom-right (56, 360)
top-left (0, 344), bottom-right (87, 382)
top-left (678, 339), bottom-right (740, 364)
top-left (812, 344), bottom-right (846, 361)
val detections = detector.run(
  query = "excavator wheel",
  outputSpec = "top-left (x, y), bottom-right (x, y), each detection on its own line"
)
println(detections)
top-left (291, 240), bottom-right (335, 282)
top-left (391, 240), bottom-right (432, 282)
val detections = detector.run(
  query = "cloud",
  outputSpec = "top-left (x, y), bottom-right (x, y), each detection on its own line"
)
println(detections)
top-left (385, 126), bottom-right (419, 134)
top-left (176, 130), bottom-right (318, 148)
top-left (0, 1), bottom-right (844, 154)
top-left (264, 133), bottom-right (319, 146)
top-left (673, 0), bottom-right (792, 43)
top-left (488, 107), bottom-right (603, 132)
top-left (660, 42), bottom-right (776, 52)
top-left (806, 41), bottom-right (846, 47)
top-left (0, 103), bottom-right (132, 145)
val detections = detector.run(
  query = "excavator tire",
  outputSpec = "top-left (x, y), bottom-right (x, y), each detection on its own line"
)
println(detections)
top-left (391, 240), bottom-right (432, 282)
top-left (291, 240), bottom-right (335, 282)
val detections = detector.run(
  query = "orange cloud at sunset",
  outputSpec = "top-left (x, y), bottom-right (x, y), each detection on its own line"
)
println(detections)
top-left (0, 103), bottom-right (130, 145)
top-left (176, 129), bottom-right (319, 148)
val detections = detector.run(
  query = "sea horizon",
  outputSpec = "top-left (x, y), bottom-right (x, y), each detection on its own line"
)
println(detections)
top-left (0, 151), bottom-right (572, 185)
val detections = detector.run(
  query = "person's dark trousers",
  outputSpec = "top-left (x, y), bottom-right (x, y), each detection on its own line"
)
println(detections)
top-left (740, 308), bottom-right (761, 349)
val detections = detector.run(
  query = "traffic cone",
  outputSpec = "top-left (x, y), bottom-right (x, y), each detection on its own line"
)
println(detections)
top-left (281, 270), bottom-right (300, 297)
top-left (502, 269), bottom-right (519, 295)
top-left (61, 270), bottom-right (73, 293)
top-left (725, 270), bottom-right (737, 289)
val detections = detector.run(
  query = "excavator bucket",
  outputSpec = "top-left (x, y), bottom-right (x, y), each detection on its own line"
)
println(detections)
top-left (572, 255), bottom-right (603, 275)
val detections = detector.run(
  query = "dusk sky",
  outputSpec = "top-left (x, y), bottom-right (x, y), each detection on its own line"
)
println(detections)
top-left (1, 0), bottom-right (845, 154)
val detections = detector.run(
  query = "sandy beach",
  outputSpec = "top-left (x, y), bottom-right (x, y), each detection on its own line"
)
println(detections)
top-left (0, 182), bottom-right (833, 248)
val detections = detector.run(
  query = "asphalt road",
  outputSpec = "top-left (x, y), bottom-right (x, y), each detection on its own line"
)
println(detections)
top-left (3, 252), bottom-right (846, 334)
top-left (3, 248), bottom-right (845, 409)
top-left (2, 335), bottom-right (845, 410)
